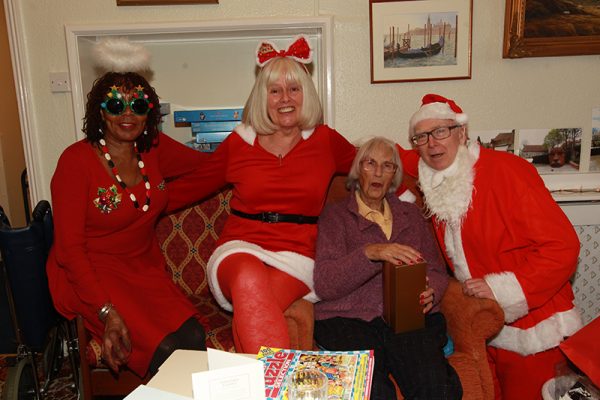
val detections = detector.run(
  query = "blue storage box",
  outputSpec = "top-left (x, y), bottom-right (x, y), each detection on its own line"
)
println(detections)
top-left (195, 131), bottom-right (230, 144)
top-left (191, 121), bottom-right (239, 133)
top-left (174, 108), bottom-right (243, 123)
top-left (186, 140), bottom-right (220, 153)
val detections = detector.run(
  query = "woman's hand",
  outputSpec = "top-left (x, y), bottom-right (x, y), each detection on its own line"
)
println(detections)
top-left (364, 243), bottom-right (423, 265)
top-left (462, 278), bottom-right (495, 300)
top-left (101, 309), bottom-right (132, 372)
top-left (420, 278), bottom-right (435, 314)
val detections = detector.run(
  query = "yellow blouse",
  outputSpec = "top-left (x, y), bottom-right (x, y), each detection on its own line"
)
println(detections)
top-left (355, 191), bottom-right (393, 239)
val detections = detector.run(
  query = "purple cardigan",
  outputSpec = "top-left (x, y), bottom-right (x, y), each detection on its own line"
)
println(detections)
top-left (314, 191), bottom-right (449, 322)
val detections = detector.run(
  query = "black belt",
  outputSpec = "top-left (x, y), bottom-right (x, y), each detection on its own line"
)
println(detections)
top-left (230, 208), bottom-right (318, 224)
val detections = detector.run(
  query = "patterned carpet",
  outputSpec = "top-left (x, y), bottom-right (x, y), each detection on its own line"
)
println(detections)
top-left (0, 354), bottom-right (77, 400)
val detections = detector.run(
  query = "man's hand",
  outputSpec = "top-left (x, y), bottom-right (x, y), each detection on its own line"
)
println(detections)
top-left (101, 309), bottom-right (132, 372)
top-left (462, 278), bottom-right (495, 300)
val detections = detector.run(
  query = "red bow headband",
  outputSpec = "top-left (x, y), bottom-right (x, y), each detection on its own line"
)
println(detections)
top-left (256, 35), bottom-right (313, 68)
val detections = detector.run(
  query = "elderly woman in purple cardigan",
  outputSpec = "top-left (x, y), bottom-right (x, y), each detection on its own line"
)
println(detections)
top-left (313, 137), bottom-right (462, 400)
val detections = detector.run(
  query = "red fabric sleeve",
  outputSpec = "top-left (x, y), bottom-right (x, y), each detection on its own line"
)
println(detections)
top-left (164, 134), bottom-right (229, 212)
top-left (51, 147), bottom-right (108, 315)
top-left (495, 160), bottom-right (580, 310)
top-left (328, 128), bottom-right (357, 174)
top-left (156, 132), bottom-right (209, 180)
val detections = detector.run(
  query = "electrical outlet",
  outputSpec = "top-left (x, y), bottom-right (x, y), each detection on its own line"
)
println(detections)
top-left (50, 72), bottom-right (71, 93)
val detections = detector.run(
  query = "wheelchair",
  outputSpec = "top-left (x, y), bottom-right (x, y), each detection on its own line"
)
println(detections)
top-left (0, 201), bottom-right (78, 400)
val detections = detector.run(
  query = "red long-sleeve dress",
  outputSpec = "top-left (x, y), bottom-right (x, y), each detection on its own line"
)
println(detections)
top-left (46, 133), bottom-right (208, 376)
top-left (167, 124), bottom-right (356, 311)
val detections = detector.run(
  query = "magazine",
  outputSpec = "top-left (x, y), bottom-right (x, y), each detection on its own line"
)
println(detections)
top-left (257, 346), bottom-right (374, 400)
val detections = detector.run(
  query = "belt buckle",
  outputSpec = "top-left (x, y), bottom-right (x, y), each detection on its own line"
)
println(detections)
top-left (262, 212), bottom-right (279, 223)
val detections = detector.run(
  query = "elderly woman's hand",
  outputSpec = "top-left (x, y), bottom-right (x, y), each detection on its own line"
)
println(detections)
top-left (420, 286), bottom-right (435, 314)
top-left (364, 243), bottom-right (423, 266)
top-left (101, 309), bottom-right (132, 372)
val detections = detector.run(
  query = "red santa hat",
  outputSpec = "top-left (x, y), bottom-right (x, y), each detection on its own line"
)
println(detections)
top-left (409, 94), bottom-right (468, 135)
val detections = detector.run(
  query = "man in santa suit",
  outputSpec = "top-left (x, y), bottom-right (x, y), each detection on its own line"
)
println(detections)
top-left (408, 94), bottom-right (583, 399)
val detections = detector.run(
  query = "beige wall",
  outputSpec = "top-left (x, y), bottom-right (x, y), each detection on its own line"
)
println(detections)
top-left (5, 0), bottom-right (600, 203)
top-left (0, 0), bottom-right (26, 227)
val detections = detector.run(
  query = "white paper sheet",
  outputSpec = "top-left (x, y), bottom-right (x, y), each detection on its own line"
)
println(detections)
top-left (191, 348), bottom-right (265, 400)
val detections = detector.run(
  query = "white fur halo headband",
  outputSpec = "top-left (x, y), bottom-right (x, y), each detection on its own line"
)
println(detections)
top-left (92, 37), bottom-right (151, 73)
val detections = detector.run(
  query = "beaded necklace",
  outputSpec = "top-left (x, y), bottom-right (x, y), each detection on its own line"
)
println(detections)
top-left (99, 138), bottom-right (151, 212)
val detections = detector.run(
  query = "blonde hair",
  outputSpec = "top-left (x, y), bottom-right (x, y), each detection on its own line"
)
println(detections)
top-left (347, 137), bottom-right (403, 193)
top-left (242, 57), bottom-right (323, 135)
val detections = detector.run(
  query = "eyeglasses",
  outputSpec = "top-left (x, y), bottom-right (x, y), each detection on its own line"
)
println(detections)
top-left (410, 125), bottom-right (461, 146)
top-left (360, 158), bottom-right (398, 174)
top-left (101, 86), bottom-right (153, 116)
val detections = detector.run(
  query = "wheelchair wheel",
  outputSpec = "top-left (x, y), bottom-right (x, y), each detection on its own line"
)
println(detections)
top-left (1, 358), bottom-right (40, 400)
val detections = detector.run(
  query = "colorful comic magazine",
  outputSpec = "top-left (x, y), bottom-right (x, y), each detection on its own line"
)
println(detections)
top-left (257, 346), bottom-right (374, 400)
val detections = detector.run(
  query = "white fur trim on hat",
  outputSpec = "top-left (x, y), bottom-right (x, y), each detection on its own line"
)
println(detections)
top-left (409, 101), bottom-right (468, 136)
top-left (93, 37), bottom-right (151, 73)
top-left (207, 240), bottom-right (320, 312)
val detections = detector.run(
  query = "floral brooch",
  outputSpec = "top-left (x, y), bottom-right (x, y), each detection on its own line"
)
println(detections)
top-left (94, 185), bottom-right (122, 214)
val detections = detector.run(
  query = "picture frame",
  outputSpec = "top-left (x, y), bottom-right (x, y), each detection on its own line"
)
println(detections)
top-left (503, 0), bottom-right (600, 58)
top-left (117, 0), bottom-right (217, 5)
top-left (369, 0), bottom-right (472, 84)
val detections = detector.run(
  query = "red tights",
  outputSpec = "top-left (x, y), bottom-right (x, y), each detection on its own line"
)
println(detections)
top-left (217, 253), bottom-right (310, 354)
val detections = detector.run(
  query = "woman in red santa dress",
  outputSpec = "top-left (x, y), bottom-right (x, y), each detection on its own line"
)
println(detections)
top-left (406, 94), bottom-right (583, 400)
top-left (47, 39), bottom-right (209, 377)
top-left (168, 36), bottom-right (356, 354)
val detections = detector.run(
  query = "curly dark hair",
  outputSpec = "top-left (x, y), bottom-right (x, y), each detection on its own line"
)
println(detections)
top-left (83, 72), bottom-right (161, 152)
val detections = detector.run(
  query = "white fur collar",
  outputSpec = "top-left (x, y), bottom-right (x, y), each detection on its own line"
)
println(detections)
top-left (233, 124), bottom-right (316, 146)
top-left (418, 143), bottom-right (480, 228)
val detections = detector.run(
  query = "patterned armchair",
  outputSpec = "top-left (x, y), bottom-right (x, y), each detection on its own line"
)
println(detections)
top-left (156, 189), bottom-right (236, 351)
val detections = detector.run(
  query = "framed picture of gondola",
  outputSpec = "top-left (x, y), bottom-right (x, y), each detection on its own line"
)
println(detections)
top-left (369, 0), bottom-right (472, 83)
top-left (503, 0), bottom-right (600, 58)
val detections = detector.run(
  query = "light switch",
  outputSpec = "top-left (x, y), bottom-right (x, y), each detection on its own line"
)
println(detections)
top-left (50, 72), bottom-right (71, 93)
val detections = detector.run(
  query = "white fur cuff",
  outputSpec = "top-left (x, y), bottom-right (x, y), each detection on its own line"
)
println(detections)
top-left (485, 271), bottom-right (529, 323)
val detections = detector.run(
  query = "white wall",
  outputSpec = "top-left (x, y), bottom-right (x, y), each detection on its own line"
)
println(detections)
top-left (5, 0), bottom-right (600, 202)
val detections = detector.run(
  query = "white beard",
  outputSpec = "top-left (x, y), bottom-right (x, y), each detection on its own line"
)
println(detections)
top-left (418, 143), bottom-right (479, 229)
top-left (418, 143), bottom-right (480, 282)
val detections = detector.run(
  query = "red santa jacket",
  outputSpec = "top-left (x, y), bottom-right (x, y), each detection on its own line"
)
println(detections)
top-left (419, 144), bottom-right (582, 355)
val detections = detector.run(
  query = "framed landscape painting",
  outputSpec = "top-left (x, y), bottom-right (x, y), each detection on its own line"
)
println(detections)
top-left (369, 0), bottom-right (472, 83)
top-left (503, 0), bottom-right (600, 58)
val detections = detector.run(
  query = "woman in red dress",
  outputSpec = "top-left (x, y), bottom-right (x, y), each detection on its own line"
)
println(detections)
top-left (46, 39), bottom-right (208, 376)
top-left (169, 36), bottom-right (357, 354)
